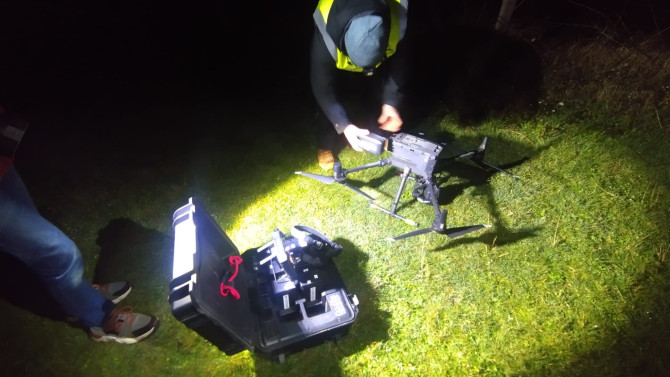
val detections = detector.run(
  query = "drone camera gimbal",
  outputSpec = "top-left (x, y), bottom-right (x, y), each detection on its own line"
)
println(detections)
top-left (296, 132), bottom-right (515, 241)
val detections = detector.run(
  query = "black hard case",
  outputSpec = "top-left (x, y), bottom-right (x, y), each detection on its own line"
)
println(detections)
top-left (169, 198), bottom-right (358, 361)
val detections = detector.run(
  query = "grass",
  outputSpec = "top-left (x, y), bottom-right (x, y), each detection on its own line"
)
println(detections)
top-left (2, 17), bottom-right (670, 377)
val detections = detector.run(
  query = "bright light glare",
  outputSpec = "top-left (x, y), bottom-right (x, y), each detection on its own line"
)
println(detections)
top-left (173, 218), bottom-right (196, 278)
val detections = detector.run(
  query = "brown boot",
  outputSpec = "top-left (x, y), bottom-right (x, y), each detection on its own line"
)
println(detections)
top-left (317, 149), bottom-right (336, 170)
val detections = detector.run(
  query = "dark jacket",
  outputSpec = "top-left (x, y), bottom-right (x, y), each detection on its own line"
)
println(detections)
top-left (310, 0), bottom-right (408, 134)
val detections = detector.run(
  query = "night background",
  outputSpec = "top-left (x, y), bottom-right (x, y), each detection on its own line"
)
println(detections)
top-left (2, 0), bottom-right (666, 134)
top-left (0, 0), bottom-right (668, 134)
top-left (1, 0), bottom-right (669, 376)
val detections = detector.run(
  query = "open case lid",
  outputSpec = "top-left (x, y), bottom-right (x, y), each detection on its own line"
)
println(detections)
top-left (171, 197), bottom-right (257, 351)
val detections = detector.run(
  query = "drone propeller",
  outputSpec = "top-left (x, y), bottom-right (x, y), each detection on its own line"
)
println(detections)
top-left (295, 163), bottom-right (375, 201)
top-left (391, 210), bottom-right (490, 241)
top-left (391, 227), bottom-right (433, 241)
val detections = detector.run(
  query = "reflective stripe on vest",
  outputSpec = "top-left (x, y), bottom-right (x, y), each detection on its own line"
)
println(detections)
top-left (313, 0), bottom-right (408, 72)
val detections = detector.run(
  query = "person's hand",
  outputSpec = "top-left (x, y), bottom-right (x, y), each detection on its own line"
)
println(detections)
top-left (378, 104), bottom-right (403, 133)
top-left (343, 124), bottom-right (370, 152)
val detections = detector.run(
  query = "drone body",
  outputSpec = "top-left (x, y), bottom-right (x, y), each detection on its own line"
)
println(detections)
top-left (296, 132), bottom-right (514, 241)
top-left (387, 133), bottom-right (443, 178)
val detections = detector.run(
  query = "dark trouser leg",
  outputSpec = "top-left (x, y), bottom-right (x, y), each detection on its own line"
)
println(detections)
top-left (0, 167), bottom-right (113, 328)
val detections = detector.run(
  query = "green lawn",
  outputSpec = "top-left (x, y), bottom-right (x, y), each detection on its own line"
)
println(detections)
top-left (1, 30), bottom-right (669, 377)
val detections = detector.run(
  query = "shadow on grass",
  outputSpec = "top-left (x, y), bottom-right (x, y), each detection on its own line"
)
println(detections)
top-left (427, 223), bottom-right (542, 253)
top-left (428, 177), bottom-right (543, 253)
top-left (0, 252), bottom-right (66, 322)
top-left (93, 218), bottom-right (174, 309)
top-left (434, 157), bottom-right (528, 206)
top-left (333, 238), bottom-right (392, 351)
top-left (417, 135), bottom-right (544, 252)
top-left (429, 131), bottom-right (550, 202)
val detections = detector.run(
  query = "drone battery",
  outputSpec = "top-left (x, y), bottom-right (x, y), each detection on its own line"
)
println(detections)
top-left (388, 133), bottom-right (443, 176)
top-left (357, 133), bottom-right (386, 155)
top-left (169, 198), bottom-right (358, 362)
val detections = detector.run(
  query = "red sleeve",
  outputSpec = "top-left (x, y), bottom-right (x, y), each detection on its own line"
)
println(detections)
top-left (0, 156), bottom-right (12, 179)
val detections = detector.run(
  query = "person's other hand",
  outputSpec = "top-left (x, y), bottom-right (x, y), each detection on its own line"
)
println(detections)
top-left (378, 104), bottom-right (403, 133)
top-left (343, 124), bottom-right (370, 151)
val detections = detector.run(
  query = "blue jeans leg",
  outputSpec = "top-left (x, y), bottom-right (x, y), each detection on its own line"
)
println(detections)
top-left (0, 167), bottom-right (112, 327)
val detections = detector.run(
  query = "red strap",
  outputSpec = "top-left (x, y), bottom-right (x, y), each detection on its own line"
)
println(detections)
top-left (220, 283), bottom-right (240, 300)
top-left (228, 256), bottom-right (243, 282)
top-left (219, 256), bottom-right (243, 300)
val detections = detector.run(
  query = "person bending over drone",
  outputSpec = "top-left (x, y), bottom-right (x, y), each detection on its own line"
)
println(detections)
top-left (311, 0), bottom-right (409, 170)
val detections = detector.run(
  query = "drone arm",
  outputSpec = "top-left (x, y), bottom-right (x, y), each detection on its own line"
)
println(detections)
top-left (342, 158), bottom-right (391, 176)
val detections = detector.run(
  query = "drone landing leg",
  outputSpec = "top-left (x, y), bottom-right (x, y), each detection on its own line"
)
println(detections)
top-left (368, 167), bottom-right (419, 226)
top-left (368, 203), bottom-right (419, 226)
top-left (390, 167), bottom-right (411, 214)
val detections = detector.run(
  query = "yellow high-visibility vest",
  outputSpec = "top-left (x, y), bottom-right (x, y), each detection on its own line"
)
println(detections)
top-left (314, 0), bottom-right (408, 72)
